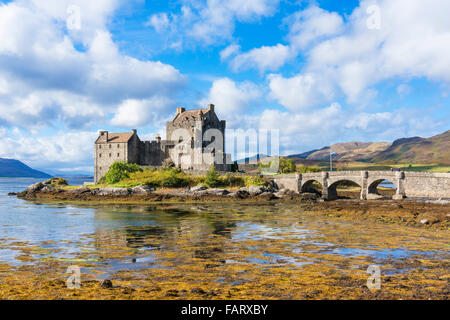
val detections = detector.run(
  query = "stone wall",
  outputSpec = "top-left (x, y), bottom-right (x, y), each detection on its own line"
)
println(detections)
top-left (94, 142), bottom-right (128, 183)
top-left (270, 171), bottom-right (450, 200)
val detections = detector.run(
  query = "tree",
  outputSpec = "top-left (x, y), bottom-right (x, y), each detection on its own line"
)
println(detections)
top-left (204, 165), bottom-right (220, 188)
top-left (104, 162), bottom-right (143, 184)
top-left (279, 157), bottom-right (296, 174)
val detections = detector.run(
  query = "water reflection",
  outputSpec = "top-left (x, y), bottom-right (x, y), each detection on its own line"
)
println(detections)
top-left (0, 178), bottom-right (449, 282)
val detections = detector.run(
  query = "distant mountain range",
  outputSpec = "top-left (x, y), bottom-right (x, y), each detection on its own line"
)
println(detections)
top-left (367, 130), bottom-right (450, 164)
top-left (237, 130), bottom-right (449, 166)
top-left (289, 141), bottom-right (392, 162)
top-left (0, 158), bottom-right (52, 178)
top-left (289, 130), bottom-right (450, 165)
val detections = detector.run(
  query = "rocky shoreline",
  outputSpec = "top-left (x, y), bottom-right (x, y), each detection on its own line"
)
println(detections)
top-left (8, 179), bottom-right (450, 230)
top-left (12, 179), bottom-right (320, 203)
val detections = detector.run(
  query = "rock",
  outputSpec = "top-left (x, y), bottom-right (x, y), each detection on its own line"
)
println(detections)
top-left (191, 288), bottom-right (206, 295)
top-left (419, 219), bottom-right (429, 225)
top-left (300, 192), bottom-right (318, 200)
top-left (366, 193), bottom-right (385, 200)
top-left (130, 185), bottom-right (153, 195)
top-left (257, 192), bottom-right (277, 200)
top-left (193, 190), bottom-right (209, 196)
top-left (100, 279), bottom-right (113, 288)
top-left (43, 177), bottom-right (68, 186)
top-left (207, 188), bottom-right (229, 196)
top-left (190, 185), bottom-right (207, 192)
top-left (68, 187), bottom-right (91, 195)
top-left (41, 185), bottom-right (55, 192)
top-left (249, 186), bottom-right (265, 196)
top-left (96, 188), bottom-right (130, 196)
top-left (26, 182), bottom-right (44, 193)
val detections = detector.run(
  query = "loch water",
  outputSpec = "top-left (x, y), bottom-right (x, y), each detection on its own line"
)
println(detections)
top-left (0, 178), bottom-right (448, 284)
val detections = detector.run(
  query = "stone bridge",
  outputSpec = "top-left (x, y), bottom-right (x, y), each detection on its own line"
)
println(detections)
top-left (270, 171), bottom-right (450, 200)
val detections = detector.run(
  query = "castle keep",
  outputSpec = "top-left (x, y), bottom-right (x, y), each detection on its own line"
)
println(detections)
top-left (94, 104), bottom-right (231, 183)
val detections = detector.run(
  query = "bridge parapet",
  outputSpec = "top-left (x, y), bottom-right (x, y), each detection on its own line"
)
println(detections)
top-left (270, 171), bottom-right (450, 200)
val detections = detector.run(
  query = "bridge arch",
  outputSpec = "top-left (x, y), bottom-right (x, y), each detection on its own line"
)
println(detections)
top-left (327, 179), bottom-right (362, 200)
top-left (300, 179), bottom-right (323, 195)
top-left (367, 178), bottom-right (398, 198)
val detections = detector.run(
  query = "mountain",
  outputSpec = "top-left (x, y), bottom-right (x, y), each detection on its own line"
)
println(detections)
top-left (288, 147), bottom-right (328, 159)
top-left (291, 142), bottom-right (392, 162)
top-left (288, 130), bottom-right (450, 165)
top-left (0, 158), bottom-right (52, 178)
top-left (368, 130), bottom-right (450, 164)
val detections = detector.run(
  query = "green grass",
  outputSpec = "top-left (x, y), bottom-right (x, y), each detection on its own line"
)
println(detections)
top-left (92, 168), bottom-right (269, 189)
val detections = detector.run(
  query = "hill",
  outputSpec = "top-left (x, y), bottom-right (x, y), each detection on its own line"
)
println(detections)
top-left (290, 142), bottom-right (392, 162)
top-left (0, 158), bottom-right (52, 178)
top-left (368, 130), bottom-right (450, 165)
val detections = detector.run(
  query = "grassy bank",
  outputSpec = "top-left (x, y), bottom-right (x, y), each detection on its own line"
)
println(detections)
top-left (88, 166), bottom-right (268, 190)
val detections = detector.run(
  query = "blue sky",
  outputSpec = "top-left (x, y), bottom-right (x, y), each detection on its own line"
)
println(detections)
top-left (0, 0), bottom-right (449, 173)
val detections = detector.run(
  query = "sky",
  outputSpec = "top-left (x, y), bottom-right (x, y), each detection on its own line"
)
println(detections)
top-left (0, 0), bottom-right (449, 174)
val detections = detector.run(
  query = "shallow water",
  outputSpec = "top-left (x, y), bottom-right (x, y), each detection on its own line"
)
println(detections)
top-left (0, 178), bottom-right (449, 292)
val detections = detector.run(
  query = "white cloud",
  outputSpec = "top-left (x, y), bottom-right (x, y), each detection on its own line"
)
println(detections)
top-left (285, 6), bottom-right (344, 50)
top-left (0, 129), bottom-right (98, 170)
top-left (228, 44), bottom-right (293, 73)
top-left (0, 1), bottom-right (186, 130)
top-left (146, 0), bottom-right (280, 48)
top-left (145, 12), bottom-right (170, 32)
top-left (220, 44), bottom-right (240, 61)
top-left (200, 78), bottom-right (261, 119)
top-left (273, 0), bottom-right (450, 108)
top-left (268, 73), bottom-right (335, 111)
top-left (110, 97), bottom-right (175, 127)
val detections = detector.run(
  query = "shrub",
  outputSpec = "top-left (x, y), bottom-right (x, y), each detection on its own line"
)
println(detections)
top-left (204, 165), bottom-right (221, 188)
top-left (104, 162), bottom-right (143, 184)
top-left (159, 167), bottom-right (188, 188)
top-left (297, 166), bottom-right (322, 173)
top-left (279, 157), bottom-right (297, 174)
top-left (243, 176), bottom-right (267, 187)
top-left (221, 173), bottom-right (245, 188)
top-left (259, 157), bottom-right (296, 174)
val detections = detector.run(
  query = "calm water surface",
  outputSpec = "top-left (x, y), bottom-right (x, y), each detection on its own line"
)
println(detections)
top-left (0, 178), bottom-right (448, 280)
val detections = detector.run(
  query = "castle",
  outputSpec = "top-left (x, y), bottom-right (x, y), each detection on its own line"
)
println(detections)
top-left (94, 104), bottom-right (232, 183)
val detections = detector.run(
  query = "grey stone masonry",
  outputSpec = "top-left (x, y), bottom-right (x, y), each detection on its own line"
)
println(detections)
top-left (94, 105), bottom-right (232, 183)
top-left (270, 171), bottom-right (450, 200)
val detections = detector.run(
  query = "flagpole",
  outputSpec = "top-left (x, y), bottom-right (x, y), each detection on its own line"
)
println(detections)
top-left (330, 152), bottom-right (332, 172)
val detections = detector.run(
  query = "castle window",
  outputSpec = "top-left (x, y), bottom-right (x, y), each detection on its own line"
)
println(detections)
top-left (117, 153), bottom-right (120, 157)
top-left (109, 153), bottom-right (112, 157)
top-left (117, 144), bottom-right (120, 148)
top-left (99, 153), bottom-right (102, 158)
top-left (99, 145), bottom-right (102, 149)
top-left (109, 144), bottom-right (112, 149)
